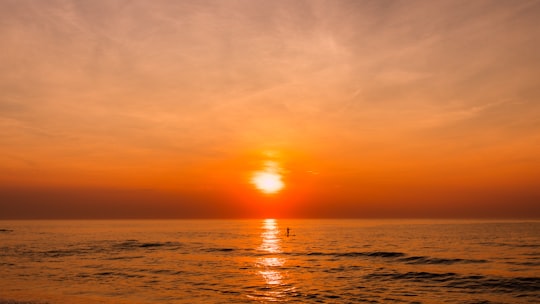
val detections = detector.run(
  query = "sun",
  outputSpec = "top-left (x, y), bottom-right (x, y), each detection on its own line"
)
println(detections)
top-left (252, 171), bottom-right (284, 194)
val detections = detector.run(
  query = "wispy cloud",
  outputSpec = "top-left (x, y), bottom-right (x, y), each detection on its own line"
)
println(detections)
top-left (0, 0), bottom-right (539, 193)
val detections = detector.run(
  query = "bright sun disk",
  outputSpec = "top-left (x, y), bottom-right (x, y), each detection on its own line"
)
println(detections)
top-left (252, 171), bottom-right (284, 194)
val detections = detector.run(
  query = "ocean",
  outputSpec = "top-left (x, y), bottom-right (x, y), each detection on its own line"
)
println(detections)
top-left (0, 219), bottom-right (538, 303)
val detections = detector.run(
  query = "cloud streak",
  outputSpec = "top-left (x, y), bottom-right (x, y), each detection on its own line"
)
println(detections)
top-left (1, 0), bottom-right (539, 217)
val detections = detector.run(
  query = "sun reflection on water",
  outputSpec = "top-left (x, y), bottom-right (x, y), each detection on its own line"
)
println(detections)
top-left (257, 219), bottom-right (285, 287)
top-left (259, 219), bottom-right (282, 254)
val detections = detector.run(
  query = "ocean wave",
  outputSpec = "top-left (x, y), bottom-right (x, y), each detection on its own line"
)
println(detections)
top-left (112, 240), bottom-right (182, 250)
top-left (0, 300), bottom-right (48, 304)
top-left (365, 271), bottom-right (540, 293)
top-left (338, 251), bottom-right (406, 258)
top-left (103, 255), bottom-right (144, 260)
top-left (21, 240), bottom-right (185, 260)
top-left (366, 271), bottom-right (457, 282)
top-left (300, 251), bottom-right (487, 265)
top-left (43, 248), bottom-right (90, 258)
top-left (204, 248), bottom-right (235, 252)
top-left (506, 261), bottom-right (540, 267)
top-left (303, 251), bottom-right (405, 258)
top-left (94, 271), bottom-right (144, 278)
top-left (479, 242), bottom-right (540, 248)
top-left (399, 256), bottom-right (488, 265)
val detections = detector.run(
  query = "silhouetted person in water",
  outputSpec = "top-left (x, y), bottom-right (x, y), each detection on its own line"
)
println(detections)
top-left (286, 227), bottom-right (290, 237)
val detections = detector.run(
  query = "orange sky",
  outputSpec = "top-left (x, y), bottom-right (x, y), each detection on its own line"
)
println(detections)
top-left (1, 0), bottom-right (539, 219)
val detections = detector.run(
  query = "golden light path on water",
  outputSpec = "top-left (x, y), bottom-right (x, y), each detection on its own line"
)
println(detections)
top-left (251, 219), bottom-right (296, 301)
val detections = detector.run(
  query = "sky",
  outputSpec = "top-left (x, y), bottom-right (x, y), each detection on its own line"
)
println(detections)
top-left (1, 0), bottom-right (539, 219)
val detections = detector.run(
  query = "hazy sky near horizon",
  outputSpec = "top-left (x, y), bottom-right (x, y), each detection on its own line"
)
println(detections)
top-left (1, 0), bottom-right (540, 218)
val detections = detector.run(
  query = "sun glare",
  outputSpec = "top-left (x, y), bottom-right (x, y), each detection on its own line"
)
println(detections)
top-left (251, 160), bottom-right (285, 194)
top-left (252, 172), bottom-right (284, 194)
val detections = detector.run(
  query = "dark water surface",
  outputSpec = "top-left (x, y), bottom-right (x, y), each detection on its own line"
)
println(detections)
top-left (0, 220), bottom-right (539, 303)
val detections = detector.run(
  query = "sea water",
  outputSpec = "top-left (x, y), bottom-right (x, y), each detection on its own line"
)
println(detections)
top-left (0, 219), bottom-right (538, 303)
